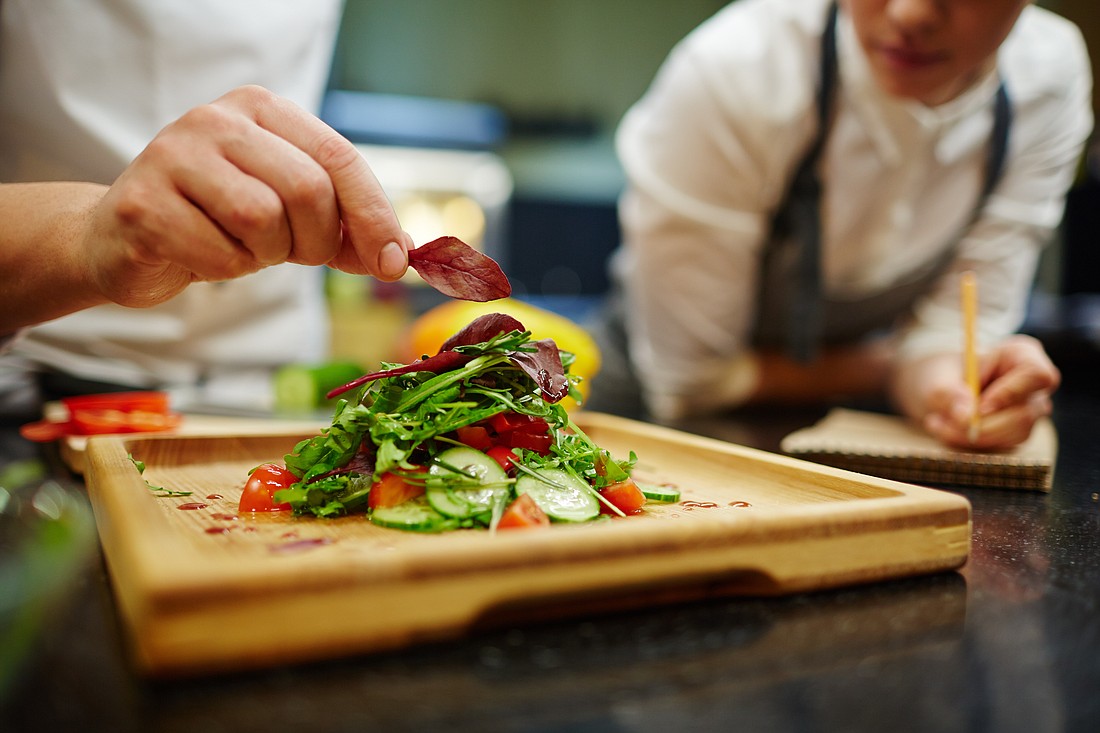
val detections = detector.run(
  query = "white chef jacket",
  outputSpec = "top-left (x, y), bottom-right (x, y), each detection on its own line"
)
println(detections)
top-left (0, 0), bottom-right (344, 408)
top-left (612, 0), bottom-right (1093, 420)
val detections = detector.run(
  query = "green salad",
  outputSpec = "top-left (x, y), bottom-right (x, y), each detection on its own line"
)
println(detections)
top-left (238, 313), bottom-right (663, 532)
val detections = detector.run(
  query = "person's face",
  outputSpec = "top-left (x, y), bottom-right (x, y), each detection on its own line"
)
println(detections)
top-left (841, 0), bottom-right (1030, 106)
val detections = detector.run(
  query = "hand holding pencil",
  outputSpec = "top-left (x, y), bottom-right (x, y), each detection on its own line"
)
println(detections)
top-left (891, 272), bottom-right (1061, 451)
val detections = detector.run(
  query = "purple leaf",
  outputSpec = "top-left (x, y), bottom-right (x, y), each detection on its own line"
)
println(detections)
top-left (324, 311), bottom-right (570, 405)
top-left (407, 236), bottom-right (511, 302)
top-left (325, 351), bottom-right (474, 399)
top-left (508, 339), bottom-right (570, 404)
top-left (439, 313), bottom-right (525, 351)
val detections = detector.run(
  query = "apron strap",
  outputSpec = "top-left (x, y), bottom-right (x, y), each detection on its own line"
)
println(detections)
top-left (781, 1), bottom-right (838, 363)
top-left (779, 2), bottom-right (1012, 363)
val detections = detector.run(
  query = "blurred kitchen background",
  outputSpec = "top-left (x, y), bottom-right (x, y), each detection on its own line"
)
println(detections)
top-left (315, 0), bottom-right (1100, 371)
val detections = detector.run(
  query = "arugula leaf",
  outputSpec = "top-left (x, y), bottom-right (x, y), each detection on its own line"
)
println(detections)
top-left (128, 452), bottom-right (192, 497)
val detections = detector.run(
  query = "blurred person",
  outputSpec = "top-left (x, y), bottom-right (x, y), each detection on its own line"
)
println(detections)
top-left (588, 0), bottom-right (1091, 449)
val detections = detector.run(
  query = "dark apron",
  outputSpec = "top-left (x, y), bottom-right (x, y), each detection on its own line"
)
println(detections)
top-left (586, 2), bottom-right (1011, 418)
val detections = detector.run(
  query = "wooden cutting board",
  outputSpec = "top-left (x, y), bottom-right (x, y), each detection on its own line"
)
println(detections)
top-left (82, 411), bottom-right (971, 677)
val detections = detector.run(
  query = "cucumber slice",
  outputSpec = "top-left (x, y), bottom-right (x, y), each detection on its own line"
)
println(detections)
top-left (370, 496), bottom-right (457, 532)
top-left (639, 483), bottom-right (681, 503)
top-left (426, 446), bottom-right (512, 519)
top-left (515, 467), bottom-right (599, 523)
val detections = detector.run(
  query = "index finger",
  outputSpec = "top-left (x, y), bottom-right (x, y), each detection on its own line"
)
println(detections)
top-left (222, 86), bottom-right (410, 280)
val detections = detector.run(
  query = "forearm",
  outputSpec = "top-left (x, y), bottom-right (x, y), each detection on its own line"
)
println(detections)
top-left (640, 338), bottom-right (896, 421)
top-left (0, 182), bottom-right (110, 333)
top-left (748, 338), bottom-right (895, 405)
top-left (887, 349), bottom-right (958, 424)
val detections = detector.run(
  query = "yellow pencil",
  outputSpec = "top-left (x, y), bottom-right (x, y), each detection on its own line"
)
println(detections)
top-left (961, 271), bottom-right (980, 443)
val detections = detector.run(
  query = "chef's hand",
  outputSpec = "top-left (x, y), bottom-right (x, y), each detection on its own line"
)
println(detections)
top-left (892, 335), bottom-right (1060, 450)
top-left (86, 84), bottom-right (411, 308)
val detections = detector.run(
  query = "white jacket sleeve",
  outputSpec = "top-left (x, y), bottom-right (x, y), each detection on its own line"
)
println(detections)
top-left (895, 10), bottom-right (1094, 363)
top-left (614, 3), bottom-right (823, 419)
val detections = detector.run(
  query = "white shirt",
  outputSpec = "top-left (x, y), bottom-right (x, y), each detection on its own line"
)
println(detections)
top-left (612, 0), bottom-right (1093, 419)
top-left (0, 0), bottom-right (344, 406)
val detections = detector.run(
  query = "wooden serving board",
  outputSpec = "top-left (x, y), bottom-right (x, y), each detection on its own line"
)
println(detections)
top-left (82, 411), bottom-right (971, 677)
top-left (59, 414), bottom-right (327, 474)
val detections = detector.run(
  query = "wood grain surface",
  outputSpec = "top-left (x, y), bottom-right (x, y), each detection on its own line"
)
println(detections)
top-left (82, 411), bottom-right (971, 677)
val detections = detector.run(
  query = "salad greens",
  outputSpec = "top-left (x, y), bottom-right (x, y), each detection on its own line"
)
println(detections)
top-left (269, 313), bottom-right (639, 531)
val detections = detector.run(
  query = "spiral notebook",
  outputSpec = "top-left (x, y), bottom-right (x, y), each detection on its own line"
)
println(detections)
top-left (780, 408), bottom-right (1057, 491)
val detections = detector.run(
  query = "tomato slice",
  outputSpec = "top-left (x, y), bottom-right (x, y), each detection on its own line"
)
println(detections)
top-left (368, 470), bottom-right (427, 510)
top-left (599, 478), bottom-right (647, 515)
top-left (239, 463), bottom-right (296, 512)
top-left (497, 493), bottom-right (550, 530)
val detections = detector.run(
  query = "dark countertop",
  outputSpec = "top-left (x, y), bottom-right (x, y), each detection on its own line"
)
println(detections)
top-left (2, 342), bottom-right (1098, 733)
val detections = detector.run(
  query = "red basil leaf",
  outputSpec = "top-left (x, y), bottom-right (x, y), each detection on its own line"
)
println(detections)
top-left (325, 312), bottom-right (569, 405)
top-left (508, 339), bottom-right (570, 404)
top-left (439, 313), bottom-right (526, 352)
top-left (325, 351), bottom-right (474, 399)
top-left (407, 236), bottom-right (511, 302)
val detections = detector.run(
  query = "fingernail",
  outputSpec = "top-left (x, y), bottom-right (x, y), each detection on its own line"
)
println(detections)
top-left (378, 241), bottom-right (407, 279)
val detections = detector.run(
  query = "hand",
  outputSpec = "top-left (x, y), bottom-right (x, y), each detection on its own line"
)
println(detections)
top-left (85, 84), bottom-right (412, 308)
top-left (895, 335), bottom-right (1060, 450)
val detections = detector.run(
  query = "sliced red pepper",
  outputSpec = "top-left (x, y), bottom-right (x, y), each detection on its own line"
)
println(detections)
top-left (486, 445), bottom-right (517, 472)
top-left (69, 408), bottom-right (180, 435)
top-left (455, 425), bottom-right (493, 451)
top-left (19, 390), bottom-right (181, 442)
top-left (489, 412), bottom-right (549, 435)
top-left (506, 430), bottom-right (553, 455)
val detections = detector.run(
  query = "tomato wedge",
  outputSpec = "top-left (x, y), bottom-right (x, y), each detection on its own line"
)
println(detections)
top-left (599, 478), bottom-right (647, 515)
top-left (368, 470), bottom-right (427, 510)
top-left (497, 493), bottom-right (550, 530)
top-left (239, 463), bottom-right (296, 512)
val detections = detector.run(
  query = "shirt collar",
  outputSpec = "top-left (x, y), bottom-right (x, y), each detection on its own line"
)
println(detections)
top-left (836, 11), bottom-right (1004, 168)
